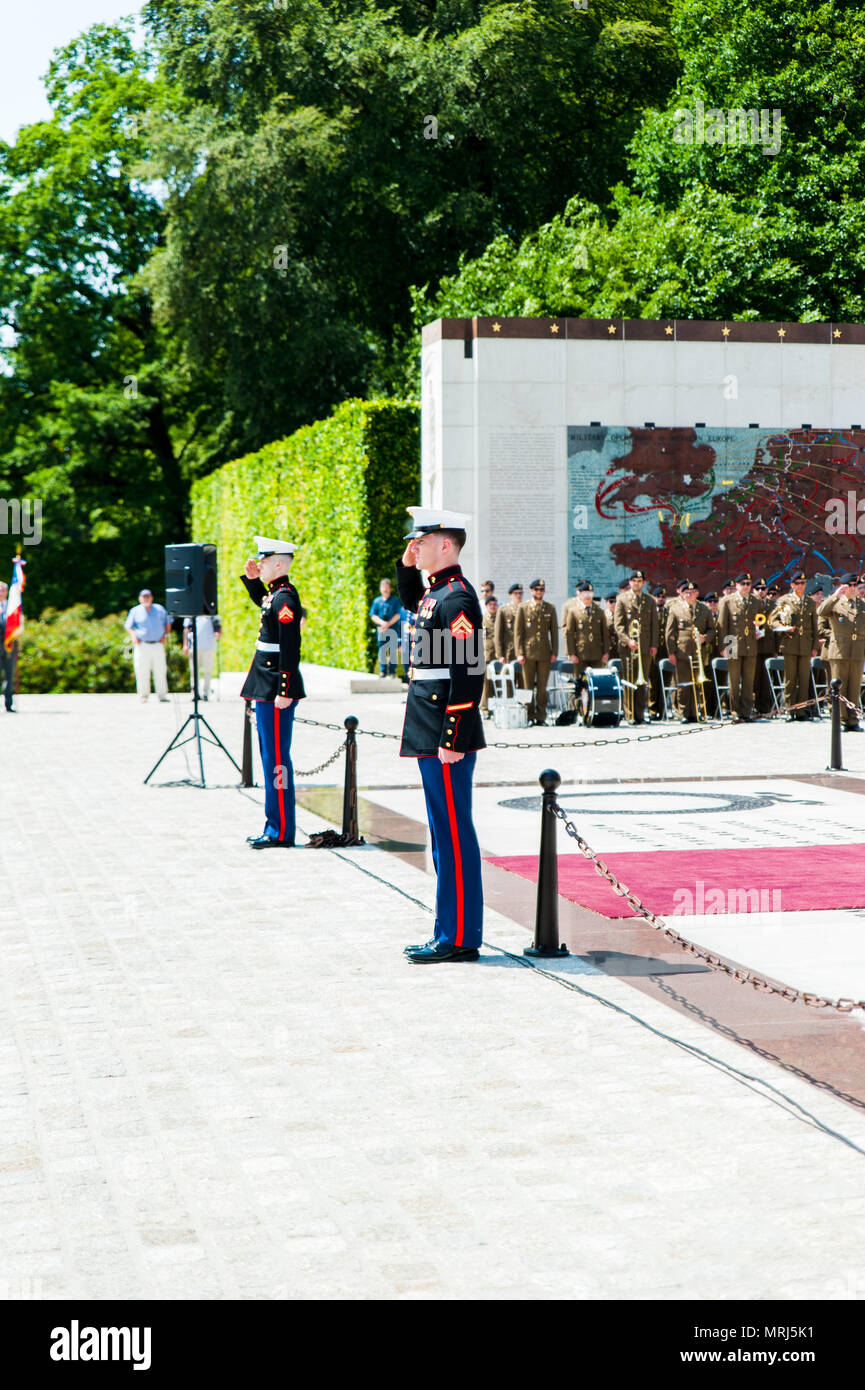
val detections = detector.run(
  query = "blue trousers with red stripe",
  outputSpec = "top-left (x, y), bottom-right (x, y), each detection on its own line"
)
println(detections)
top-left (255, 700), bottom-right (296, 843)
top-left (418, 753), bottom-right (483, 948)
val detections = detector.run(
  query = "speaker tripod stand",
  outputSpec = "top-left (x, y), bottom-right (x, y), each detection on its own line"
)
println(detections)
top-left (144, 622), bottom-right (242, 787)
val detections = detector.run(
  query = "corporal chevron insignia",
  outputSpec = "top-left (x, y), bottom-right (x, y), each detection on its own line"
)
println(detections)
top-left (449, 612), bottom-right (474, 639)
top-left (278, 607), bottom-right (295, 623)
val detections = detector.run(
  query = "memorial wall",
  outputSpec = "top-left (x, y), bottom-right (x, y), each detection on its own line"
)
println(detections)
top-left (420, 317), bottom-right (865, 609)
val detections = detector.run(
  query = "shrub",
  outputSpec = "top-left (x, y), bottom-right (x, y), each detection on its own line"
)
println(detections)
top-left (18, 604), bottom-right (188, 693)
top-left (191, 398), bottom-right (420, 672)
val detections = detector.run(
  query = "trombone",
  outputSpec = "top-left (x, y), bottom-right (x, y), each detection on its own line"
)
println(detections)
top-left (688, 629), bottom-right (710, 722)
top-left (622, 616), bottom-right (645, 723)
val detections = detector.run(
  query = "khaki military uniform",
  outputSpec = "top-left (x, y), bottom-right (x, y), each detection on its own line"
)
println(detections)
top-left (493, 601), bottom-right (522, 688)
top-left (515, 598), bottom-right (558, 723)
top-left (754, 606), bottom-right (778, 715)
top-left (817, 592), bottom-right (865, 727)
top-left (480, 610), bottom-right (497, 713)
top-left (613, 589), bottom-right (658, 723)
top-left (769, 591), bottom-right (817, 718)
top-left (564, 599), bottom-right (610, 681)
top-left (717, 592), bottom-right (760, 719)
top-left (664, 598), bottom-right (714, 720)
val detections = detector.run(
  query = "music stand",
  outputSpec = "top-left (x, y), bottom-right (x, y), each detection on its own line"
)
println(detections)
top-left (144, 619), bottom-right (241, 787)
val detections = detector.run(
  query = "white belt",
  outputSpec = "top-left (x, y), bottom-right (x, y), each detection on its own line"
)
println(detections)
top-left (256, 641), bottom-right (280, 652)
top-left (411, 668), bottom-right (449, 680)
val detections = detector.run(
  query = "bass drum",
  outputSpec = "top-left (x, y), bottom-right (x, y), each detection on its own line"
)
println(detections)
top-left (579, 667), bottom-right (623, 727)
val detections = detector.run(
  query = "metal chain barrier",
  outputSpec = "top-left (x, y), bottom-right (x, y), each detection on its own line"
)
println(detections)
top-left (293, 737), bottom-right (348, 778)
top-left (547, 800), bottom-right (865, 1014)
top-left (295, 698), bottom-right (822, 752)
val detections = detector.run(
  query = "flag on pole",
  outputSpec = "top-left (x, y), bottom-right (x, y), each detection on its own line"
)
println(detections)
top-left (4, 555), bottom-right (25, 652)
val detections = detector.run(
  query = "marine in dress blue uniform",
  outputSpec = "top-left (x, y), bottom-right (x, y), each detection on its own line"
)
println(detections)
top-left (397, 508), bottom-right (486, 964)
top-left (240, 536), bottom-right (305, 848)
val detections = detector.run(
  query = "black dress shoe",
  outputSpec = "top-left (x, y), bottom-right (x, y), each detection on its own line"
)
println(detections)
top-left (403, 938), bottom-right (436, 954)
top-left (406, 942), bottom-right (480, 964)
top-left (248, 835), bottom-right (295, 849)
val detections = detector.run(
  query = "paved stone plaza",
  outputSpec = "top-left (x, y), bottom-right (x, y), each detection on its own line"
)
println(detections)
top-left (1, 670), bottom-right (864, 1301)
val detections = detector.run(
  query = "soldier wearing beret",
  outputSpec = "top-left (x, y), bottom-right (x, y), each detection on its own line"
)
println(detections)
top-left (240, 536), bottom-right (305, 848)
top-left (564, 580), bottom-right (610, 683)
top-left (396, 507), bottom-right (486, 962)
top-left (717, 572), bottom-right (760, 721)
top-left (769, 571), bottom-right (818, 720)
top-left (613, 570), bottom-right (658, 724)
top-left (515, 579), bottom-right (558, 724)
top-left (494, 582), bottom-right (523, 685)
top-left (665, 579), bottom-right (713, 721)
top-left (818, 574), bottom-right (865, 731)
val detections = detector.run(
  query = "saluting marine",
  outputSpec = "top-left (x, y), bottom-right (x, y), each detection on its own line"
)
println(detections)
top-left (240, 536), bottom-right (305, 848)
top-left (769, 571), bottom-right (817, 721)
top-left (396, 507), bottom-right (486, 963)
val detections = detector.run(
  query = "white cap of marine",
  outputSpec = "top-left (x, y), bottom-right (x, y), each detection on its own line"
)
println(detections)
top-left (255, 535), bottom-right (296, 556)
top-left (404, 506), bottom-right (471, 539)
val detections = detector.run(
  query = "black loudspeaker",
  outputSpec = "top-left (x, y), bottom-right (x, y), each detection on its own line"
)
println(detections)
top-left (164, 543), bottom-right (218, 616)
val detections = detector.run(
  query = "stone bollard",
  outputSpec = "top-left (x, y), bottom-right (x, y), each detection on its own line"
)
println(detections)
top-left (525, 768), bottom-right (569, 958)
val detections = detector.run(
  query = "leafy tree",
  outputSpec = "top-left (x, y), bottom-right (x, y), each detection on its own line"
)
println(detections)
top-left (142, 0), bottom-right (680, 451)
top-left (0, 23), bottom-right (194, 614)
top-left (410, 0), bottom-right (865, 331)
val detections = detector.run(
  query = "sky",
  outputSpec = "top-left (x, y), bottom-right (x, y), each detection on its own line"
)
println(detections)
top-left (1, 1), bottom-right (145, 146)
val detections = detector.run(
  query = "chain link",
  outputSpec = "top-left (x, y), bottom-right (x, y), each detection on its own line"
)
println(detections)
top-left (547, 802), bottom-right (864, 1014)
top-left (294, 738), bottom-right (348, 778)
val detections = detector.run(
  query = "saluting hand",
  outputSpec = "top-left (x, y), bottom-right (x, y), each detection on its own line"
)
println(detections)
top-left (401, 541), bottom-right (419, 568)
top-left (244, 558), bottom-right (261, 579)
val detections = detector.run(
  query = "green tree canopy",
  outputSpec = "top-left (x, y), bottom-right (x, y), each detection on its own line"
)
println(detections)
top-left (0, 22), bottom-right (195, 613)
top-left (410, 0), bottom-right (865, 331)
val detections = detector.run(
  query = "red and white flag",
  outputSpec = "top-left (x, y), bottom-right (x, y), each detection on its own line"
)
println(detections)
top-left (4, 555), bottom-right (25, 651)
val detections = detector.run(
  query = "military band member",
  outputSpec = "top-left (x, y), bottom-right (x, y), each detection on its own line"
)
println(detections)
top-left (494, 582), bottom-right (523, 685)
top-left (480, 593), bottom-right (498, 716)
top-left (564, 580), bottom-right (610, 681)
top-left (613, 570), bottom-right (659, 724)
top-left (809, 583), bottom-right (830, 662)
top-left (768, 571), bottom-right (818, 720)
top-left (515, 579), bottom-right (558, 724)
top-left (650, 585), bottom-right (670, 719)
top-left (240, 536), bottom-right (305, 848)
top-left (396, 507), bottom-right (485, 962)
top-left (665, 579), bottom-right (713, 721)
top-left (717, 572), bottom-right (760, 721)
top-left (818, 574), bottom-right (865, 731)
top-left (752, 578), bottom-right (776, 715)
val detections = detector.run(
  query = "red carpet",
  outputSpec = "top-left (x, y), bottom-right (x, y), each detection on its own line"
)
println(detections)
top-left (485, 844), bottom-right (865, 918)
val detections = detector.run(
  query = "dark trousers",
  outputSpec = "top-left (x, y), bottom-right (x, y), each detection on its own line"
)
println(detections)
top-left (419, 753), bottom-right (483, 948)
top-left (0, 644), bottom-right (15, 709)
top-left (254, 700), bottom-right (296, 843)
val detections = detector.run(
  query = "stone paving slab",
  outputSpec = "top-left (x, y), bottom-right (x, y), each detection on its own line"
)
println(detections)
top-left (0, 689), bottom-right (864, 1300)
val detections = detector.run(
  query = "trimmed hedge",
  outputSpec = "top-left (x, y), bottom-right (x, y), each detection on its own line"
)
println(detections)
top-left (18, 604), bottom-right (188, 693)
top-left (190, 398), bottom-right (420, 672)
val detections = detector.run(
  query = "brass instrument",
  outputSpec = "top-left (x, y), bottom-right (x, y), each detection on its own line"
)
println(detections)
top-left (623, 616), bottom-right (645, 723)
top-left (689, 629), bottom-right (709, 721)
top-left (754, 611), bottom-right (767, 637)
